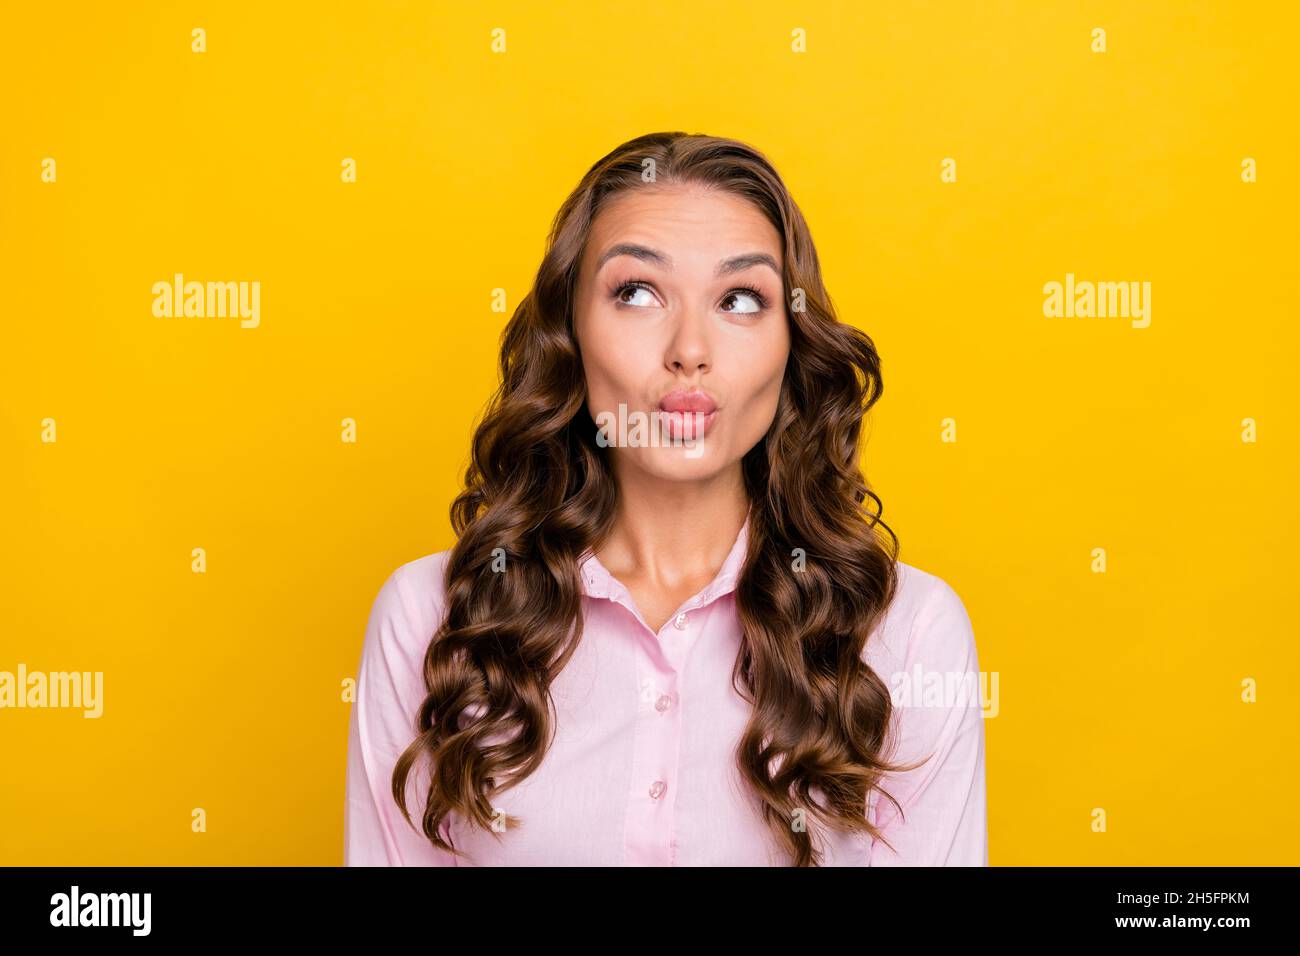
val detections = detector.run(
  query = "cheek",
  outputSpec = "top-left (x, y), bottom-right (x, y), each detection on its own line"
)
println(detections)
top-left (735, 339), bottom-right (789, 433)
top-left (579, 318), bottom-right (645, 403)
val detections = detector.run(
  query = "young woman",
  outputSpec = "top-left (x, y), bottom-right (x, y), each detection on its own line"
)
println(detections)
top-left (344, 132), bottom-right (988, 866)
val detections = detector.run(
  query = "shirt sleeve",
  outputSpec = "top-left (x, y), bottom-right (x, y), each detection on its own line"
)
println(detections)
top-left (868, 576), bottom-right (988, 866)
top-left (344, 565), bottom-right (458, 866)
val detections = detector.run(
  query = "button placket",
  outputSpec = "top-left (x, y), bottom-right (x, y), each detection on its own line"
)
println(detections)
top-left (623, 643), bottom-right (683, 866)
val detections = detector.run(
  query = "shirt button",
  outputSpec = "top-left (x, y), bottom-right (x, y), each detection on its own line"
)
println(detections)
top-left (655, 693), bottom-right (673, 713)
top-left (673, 612), bottom-right (688, 629)
top-left (649, 780), bottom-right (667, 799)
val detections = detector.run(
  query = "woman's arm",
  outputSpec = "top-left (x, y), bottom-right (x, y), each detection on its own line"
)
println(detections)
top-left (868, 575), bottom-right (988, 866)
top-left (344, 566), bottom-right (457, 866)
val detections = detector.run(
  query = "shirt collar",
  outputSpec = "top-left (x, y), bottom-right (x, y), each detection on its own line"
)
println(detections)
top-left (577, 513), bottom-right (751, 609)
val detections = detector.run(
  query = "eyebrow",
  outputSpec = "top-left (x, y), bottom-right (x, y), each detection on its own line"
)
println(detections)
top-left (595, 243), bottom-right (780, 279)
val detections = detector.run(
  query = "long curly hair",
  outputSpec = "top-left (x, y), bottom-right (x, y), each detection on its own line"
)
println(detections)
top-left (393, 131), bottom-right (920, 866)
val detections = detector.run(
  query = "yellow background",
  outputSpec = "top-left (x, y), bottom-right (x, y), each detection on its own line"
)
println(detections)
top-left (1, 1), bottom-right (1296, 865)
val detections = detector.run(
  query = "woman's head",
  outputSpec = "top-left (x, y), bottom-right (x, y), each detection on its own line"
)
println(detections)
top-left (395, 132), bottom-right (913, 866)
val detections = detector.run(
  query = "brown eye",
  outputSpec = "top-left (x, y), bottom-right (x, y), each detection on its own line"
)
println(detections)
top-left (720, 287), bottom-right (766, 314)
top-left (613, 282), bottom-right (658, 308)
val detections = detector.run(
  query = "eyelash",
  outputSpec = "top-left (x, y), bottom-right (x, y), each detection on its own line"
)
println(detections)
top-left (611, 279), bottom-right (770, 313)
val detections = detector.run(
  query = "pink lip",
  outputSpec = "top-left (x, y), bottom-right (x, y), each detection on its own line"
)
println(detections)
top-left (657, 388), bottom-right (718, 415)
top-left (655, 388), bottom-right (719, 441)
top-left (658, 408), bottom-right (717, 441)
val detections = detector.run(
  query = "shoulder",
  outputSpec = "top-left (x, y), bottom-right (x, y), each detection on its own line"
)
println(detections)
top-left (363, 548), bottom-right (455, 662)
top-left (387, 547), bottom-right (455, 613)
top-left (864, 560), bottom-right (978, 675)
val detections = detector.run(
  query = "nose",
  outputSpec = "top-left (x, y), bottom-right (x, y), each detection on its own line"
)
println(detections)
top-left (664, 307), bottom-right (711, 376)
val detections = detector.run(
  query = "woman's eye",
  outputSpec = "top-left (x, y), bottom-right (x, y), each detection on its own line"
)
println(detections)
top-left (614, 283), bottom-right (659, 308)
top-left (720, 289), bottom-right (765, 314)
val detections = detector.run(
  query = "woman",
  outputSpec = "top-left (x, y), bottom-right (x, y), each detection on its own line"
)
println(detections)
top-left (344, 132), bottom-right (987, 866)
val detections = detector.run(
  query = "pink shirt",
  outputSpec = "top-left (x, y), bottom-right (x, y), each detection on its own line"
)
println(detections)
top-left (345, 517), bottom-right (988, 866)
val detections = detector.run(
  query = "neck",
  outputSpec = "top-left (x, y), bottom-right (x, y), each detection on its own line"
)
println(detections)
top-left (597, 464), bottom-right (749, 589)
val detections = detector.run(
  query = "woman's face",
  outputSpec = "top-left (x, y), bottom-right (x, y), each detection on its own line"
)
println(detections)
top-left (573, 184), bottom-right (790, 484)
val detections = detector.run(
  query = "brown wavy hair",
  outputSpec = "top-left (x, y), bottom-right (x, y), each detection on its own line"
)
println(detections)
top-left (393, 131), bottom-right (921, 866)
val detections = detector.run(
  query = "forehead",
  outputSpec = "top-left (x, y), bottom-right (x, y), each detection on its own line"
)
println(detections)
top-left (583, 185), bottom-right (783, 269)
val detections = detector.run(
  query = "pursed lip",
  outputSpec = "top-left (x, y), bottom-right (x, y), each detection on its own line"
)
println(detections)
top-left (657, 387), bottom-right (719, 415)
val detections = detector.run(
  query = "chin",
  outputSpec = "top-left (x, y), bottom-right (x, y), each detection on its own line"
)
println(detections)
top-left (626, 445), bottom-right (733, 482)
